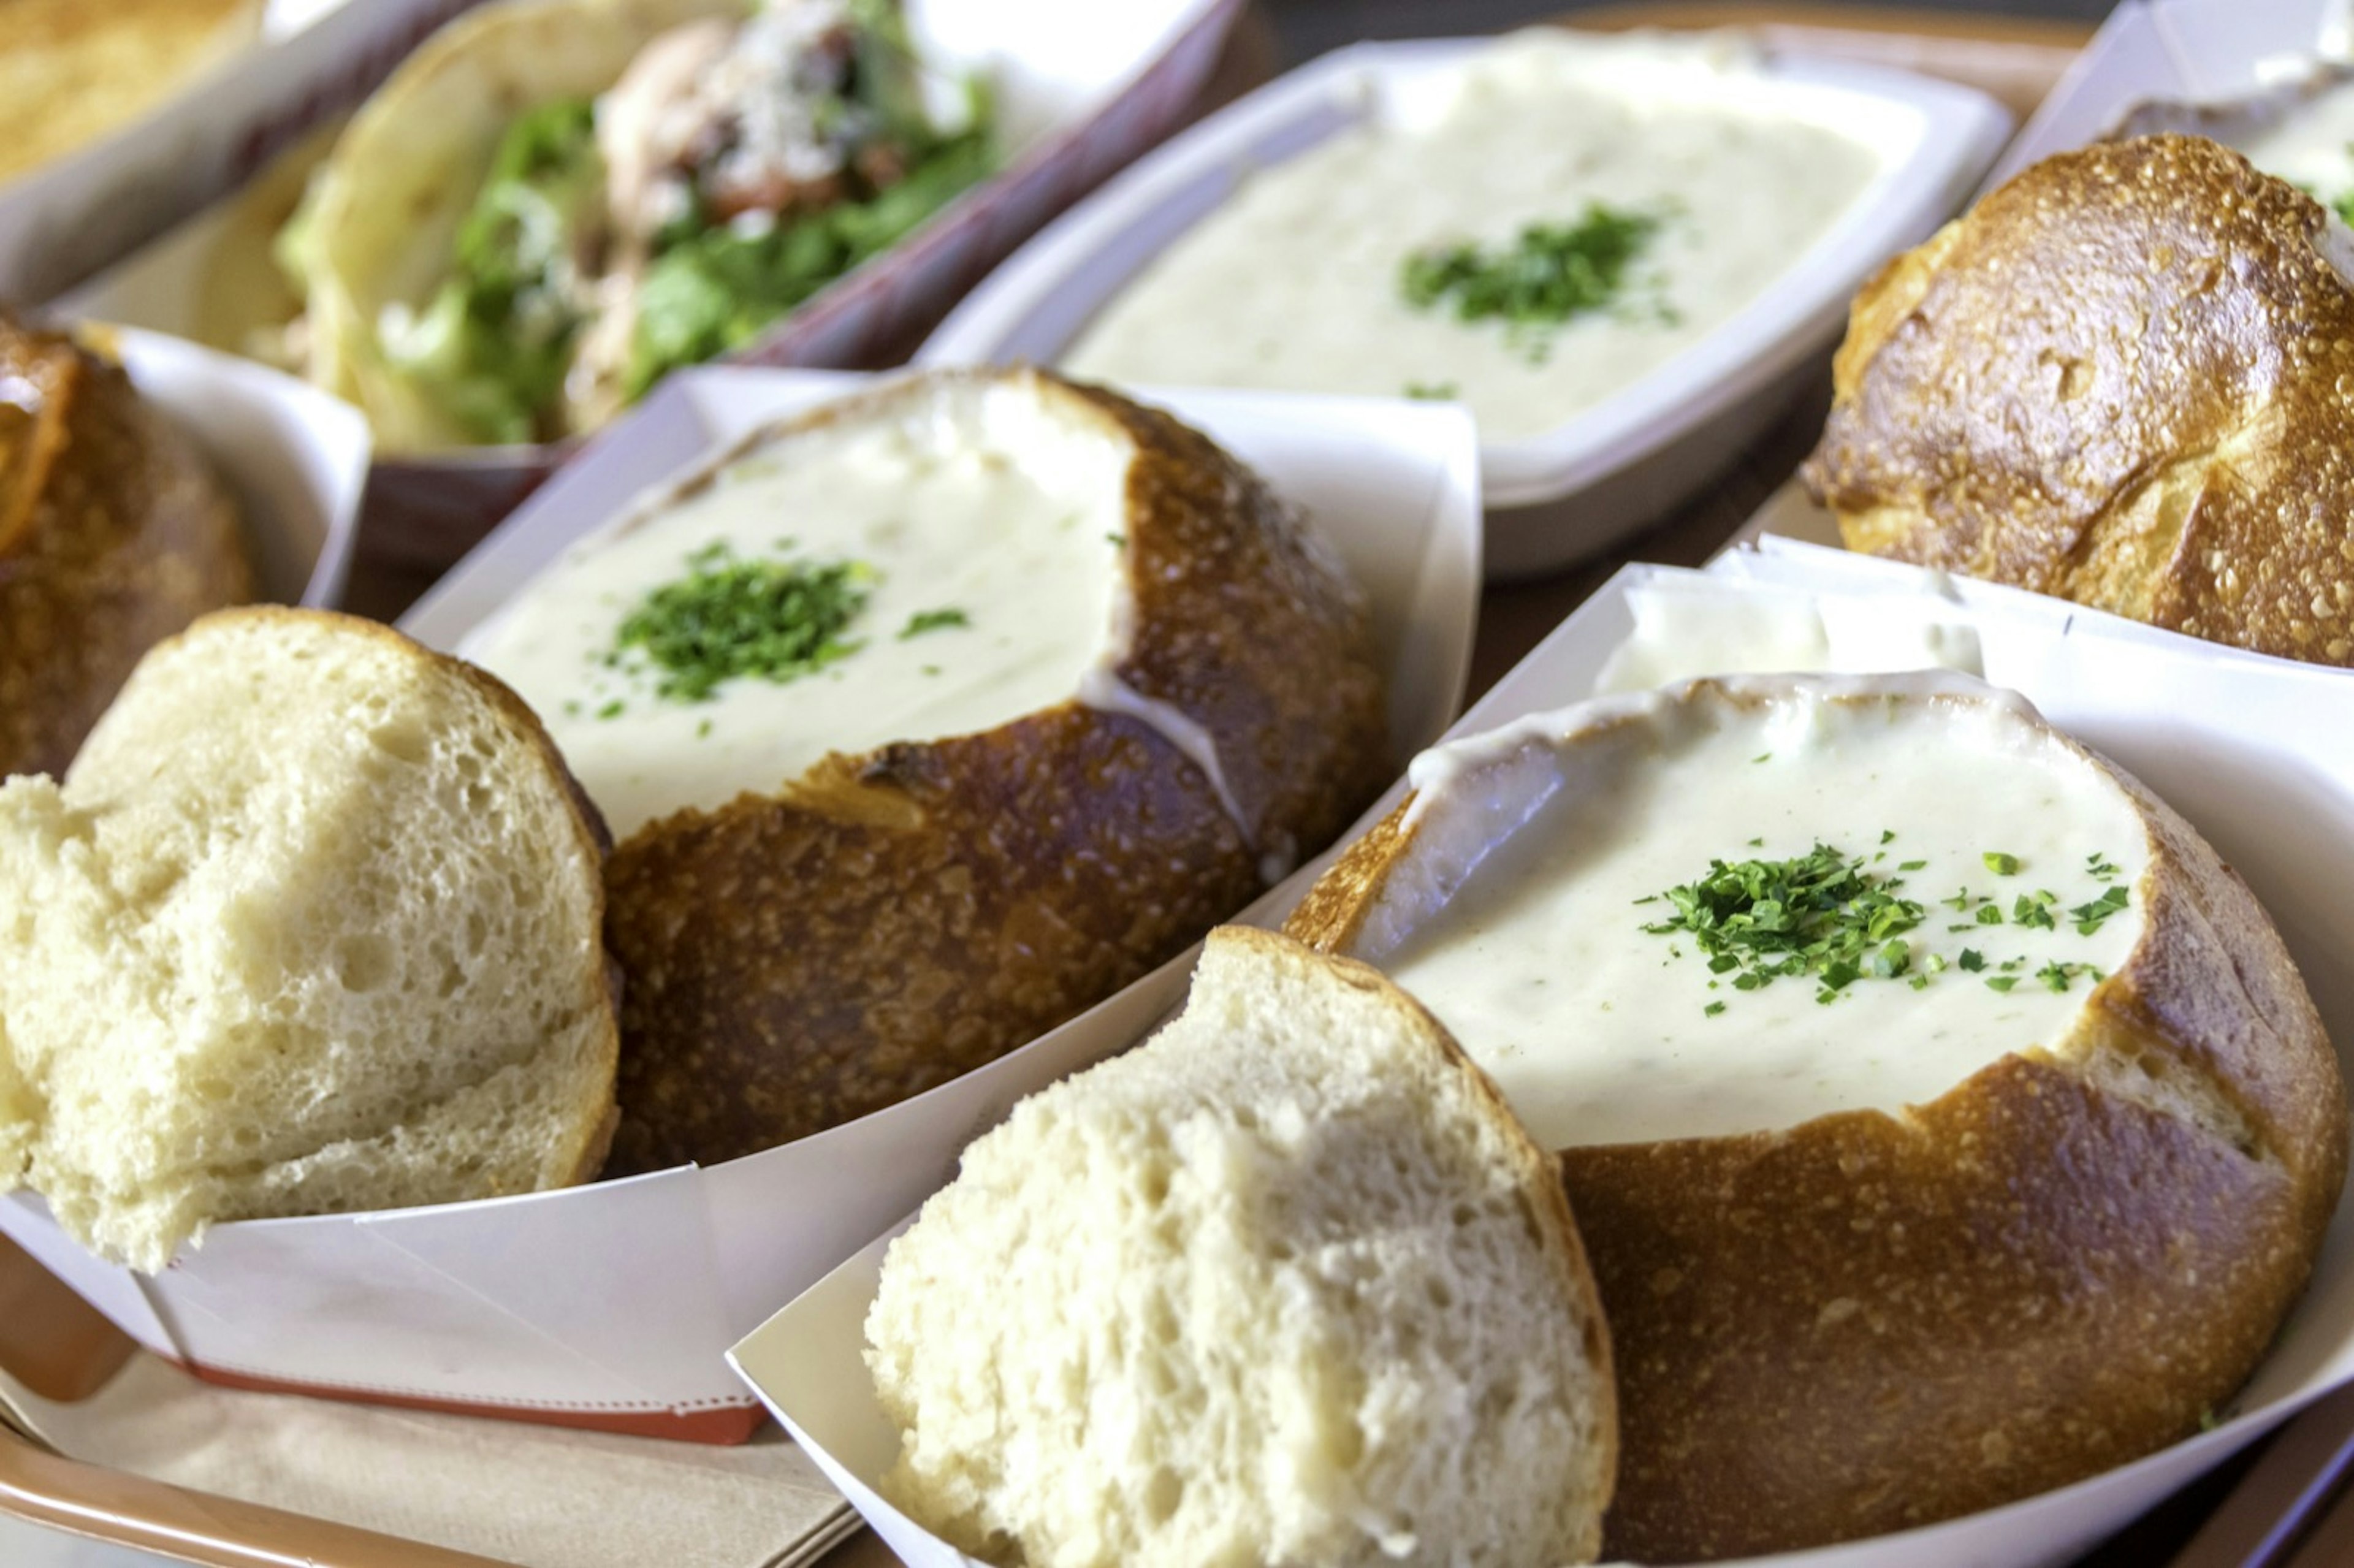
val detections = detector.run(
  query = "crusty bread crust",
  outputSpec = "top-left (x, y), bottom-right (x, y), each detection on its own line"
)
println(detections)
top-left (1804, 135), bottom-right (2354, 666)
top-left (603, 371), bottom-right (1390, 1172)
top-left (0, 316), bottom-right (253, 777)
top-left (1285, 680), bottom-right (2347, 1559)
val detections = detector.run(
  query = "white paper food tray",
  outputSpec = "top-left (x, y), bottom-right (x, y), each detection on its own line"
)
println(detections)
top-left (916, 32), bottom-right (2010, 580)
top-left (102, 325), bottom-right (368, 612)
top-left (0, 0), bottom-right (489, 305)
top-left (1986, 0), bottom-right (2352, 188)
top-left (64, 0), bottom-right (1244, 571)
top-left (0, 370), bottom-right (1480, 1444)
top-left (730, 547), bottom-right (2354, 1565)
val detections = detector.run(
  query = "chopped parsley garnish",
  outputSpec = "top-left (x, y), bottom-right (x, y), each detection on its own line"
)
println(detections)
top-left (1976, 904), bottom-right (2005, 926)
top-left (1404, 380), bottom-right (1460, 400)
top-left (1704, 1000), bottom-right (1727, 1018)
top-left (2087, 852), bottom-right (2122, 880)
top-left (1983, 851), bottom-right (2021, 876)
top-left (2070, 884), bottom-right (2131, 934)
top-left (596, 698), bottom-right (624, 720)
top-left (1880, 830), bottom-right (1897, 845)
top-left (1959, 948), bottom-right (1986, 972)
top-left (1898, 859), bottom-right (1928, 872)
top-left (1985, 976), bottom-right (2020, 993)
top-left (610, 544), bottom-right (870, 701)
top-left (1637, 842), bottom-right (1924, 1004)
top-left (2036, 960), bottom-right (2103, 993)
top-left (2011, 891), bottom-right (2059, 931)
top-left (899, 607), bottom-right (970, 639)
top-left (1398, 204), bottom-right (1665, 356)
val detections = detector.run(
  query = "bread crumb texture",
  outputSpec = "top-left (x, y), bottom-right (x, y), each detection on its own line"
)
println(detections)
top-left (0, 608), bottom-right (618, 1271)
top-left (1805, 134), bottom-right (2354, 665)
top-left (864, 927), bottom-right (1613, 1568)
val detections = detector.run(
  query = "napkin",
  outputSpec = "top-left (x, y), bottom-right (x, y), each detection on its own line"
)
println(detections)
top-left (0, 1352), bottom-right (855, 1568)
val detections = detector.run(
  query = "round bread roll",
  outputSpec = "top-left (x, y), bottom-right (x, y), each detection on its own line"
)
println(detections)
top-left (1804, 134), bottom-right (2354, 666)
top-left (0, 313), bottom-right (253, 778)
top-left (865, 926), bottom-right (1617, 1568)
top-left (0, 608), bottom-right (620, 1271)
top-left (1286, 673), bottom-right (2347, 1560)
top-left (468, 368), bottom-right (1390, 1171)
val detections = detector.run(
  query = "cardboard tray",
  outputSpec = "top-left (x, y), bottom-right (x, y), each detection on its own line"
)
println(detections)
top-left (733, 527), bottom-right (2354, 1568)
top-left (0, 368), bottom-right (1483, 1448)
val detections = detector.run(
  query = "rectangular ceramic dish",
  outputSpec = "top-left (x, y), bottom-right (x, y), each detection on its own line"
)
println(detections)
top-left (915, 30), bottom-right (2009, 579)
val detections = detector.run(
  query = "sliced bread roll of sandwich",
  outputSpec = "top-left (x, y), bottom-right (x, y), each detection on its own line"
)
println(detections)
top-left (866, 926), bottom-right (1617, 1568)
top-left (1287, 672), bottom-right (2346, 1559)
top-left (1805, 134), bottom-right (2354, 666)
top-left (0, 313), bottom-right (253, 777)
top-left (0, 608), bottom-right (620, 1271)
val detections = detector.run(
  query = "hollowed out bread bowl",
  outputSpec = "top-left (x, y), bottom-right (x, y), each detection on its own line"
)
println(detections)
top-left (1804, 134), bottom-right (2354, 666)
top-left (865, 926), bottom-right (1617, 1568)
top-left (0, 607), bottom-right (620, 1271)
top-left (1283, 672), bottom-right (2347, 1560)
top-left (0, 313), bottom-right (253, 777)
top-left (463, 367), bottom-right (1390, 1171)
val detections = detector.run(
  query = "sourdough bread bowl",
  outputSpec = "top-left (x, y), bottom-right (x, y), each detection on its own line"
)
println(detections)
top-left (1283, 671), bottom-right (2347, 1560)
top-left (0, 607), bottom-right (620, 1271)
top-left (462, 367), bottom-right (1391, 1171)
top-left (1804, 134), bottom-right (2354, 667)
top-left (0, 312), bottom-right (253, 777)
top-left (865, 926), bottom-right (1617, 1567)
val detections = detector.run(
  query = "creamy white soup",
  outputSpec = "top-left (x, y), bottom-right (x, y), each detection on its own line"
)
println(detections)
top-left (1361, 680), bottom-right (2150, 1147)
top-left (467, 377), bottom-right (1132, 839)
top-left (1062, 32), bottom-right (1886, 441)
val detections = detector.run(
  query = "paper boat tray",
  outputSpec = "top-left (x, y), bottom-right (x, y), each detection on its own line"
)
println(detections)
top-left (0, 370), bottom-right (1482, 1444)
top-left (731, 549), bottom-right (2354, 1565)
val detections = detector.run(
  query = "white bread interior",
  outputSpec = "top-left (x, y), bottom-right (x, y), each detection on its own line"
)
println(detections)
top-left (0, 607), bottom-right (619, 1272)
top-left (864, 926), bottom-right (1615, 1568)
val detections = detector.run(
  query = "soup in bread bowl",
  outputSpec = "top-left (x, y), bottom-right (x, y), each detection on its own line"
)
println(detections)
top-left (1286, 671), bottom-right (2347, 1560)
top-left (470, 367), bottom-right (1393, 1171)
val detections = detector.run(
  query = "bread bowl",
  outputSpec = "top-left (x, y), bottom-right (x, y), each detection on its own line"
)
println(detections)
top-left (0, 313), bottom-right (253, 778)
top-left (464, 366), bottom-right (1390, 1171)
top-left (1804, 134), bottom-right (2354, 667)
top-left (1283, 671), bottom-right (2347, 1559)
top-left (865, 925), bottom-right (1617, 1567)
top-left (0, 607), bottom-right (620, 1271)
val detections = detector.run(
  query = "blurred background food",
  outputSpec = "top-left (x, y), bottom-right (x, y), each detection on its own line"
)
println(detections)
top-left (0, 0), bottom-right (264, 185)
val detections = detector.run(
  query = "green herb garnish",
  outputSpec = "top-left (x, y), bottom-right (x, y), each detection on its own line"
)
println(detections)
top-left (1986, 975), bottom-right (2020, 993)
top-left (899, 607), bottom-right (970, 639)
top-left (1398, 204), bottom-right (1664, 356)
top-left (1638, 842), bottom-right (1924, 1004)
top-left (2012, 891), bottom-right (2059, 931)
top-left (1959, 948), bottom-right (1986, 972)
top-left (1983, 851), bottom-right (2021, 876)
top-left (611, 545), bottom-right (871, 701)
top-left (2070, 884), bottom-right (2131, 935)
top-left (1404, 380), bottom-right (1460, 400)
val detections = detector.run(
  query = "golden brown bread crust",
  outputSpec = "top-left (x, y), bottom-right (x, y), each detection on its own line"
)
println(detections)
top-left (1285, 682), bottom-right (2347, 1560)
top-left (604, 373), bottom-right (1390, 1172)
top-left (1803, 135), bottom-right (2354, 665)
top-left (0, 316), bottom-right (253, 777)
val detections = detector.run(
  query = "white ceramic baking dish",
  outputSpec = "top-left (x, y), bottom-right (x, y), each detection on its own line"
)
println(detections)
top-left (917, 31), bottom-right (2011, 579)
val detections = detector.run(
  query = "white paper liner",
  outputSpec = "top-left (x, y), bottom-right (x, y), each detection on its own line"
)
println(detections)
top-left (0, 370), bottom-right (1480, 1436)
top-left (731, 546), bottom-right (2354, 1566)
top-left (1987, 0), bottom-right (2354, 189)
top-left (915, 32), bottom-right (2010, 577)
